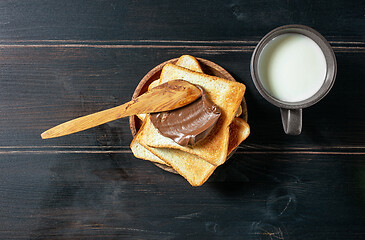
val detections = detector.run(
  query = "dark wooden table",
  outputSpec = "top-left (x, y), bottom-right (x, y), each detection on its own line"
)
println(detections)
top-left (0, 1), bottom-right (364, 239)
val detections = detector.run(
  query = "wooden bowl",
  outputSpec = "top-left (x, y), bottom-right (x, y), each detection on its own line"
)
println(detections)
top-left (129, 57), bottom-right (247, 173)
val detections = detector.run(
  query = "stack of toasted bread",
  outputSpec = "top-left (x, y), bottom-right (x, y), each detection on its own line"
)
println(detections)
top-left (131, 55), bottom-right (250, 186)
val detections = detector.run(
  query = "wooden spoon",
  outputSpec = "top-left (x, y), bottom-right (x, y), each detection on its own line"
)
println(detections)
top-left (41, 80), bottom-right (201, 139)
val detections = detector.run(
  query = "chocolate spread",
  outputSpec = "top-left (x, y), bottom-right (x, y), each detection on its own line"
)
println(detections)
top-left (150, 85), bottom-right (221, 146)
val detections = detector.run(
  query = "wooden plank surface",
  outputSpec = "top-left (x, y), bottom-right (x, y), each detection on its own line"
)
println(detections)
top-left (0, 152), bottom-right (364, 239)
top-left (0, 46), bottom-right (364, 149)
top-left (0, 0), bottom-right (364, 40)
top-left (0, 0), bottom-right (364, 239)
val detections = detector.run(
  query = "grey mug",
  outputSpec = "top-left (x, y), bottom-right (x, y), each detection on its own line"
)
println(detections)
top-left (250, 25), bottom-right (337, 135)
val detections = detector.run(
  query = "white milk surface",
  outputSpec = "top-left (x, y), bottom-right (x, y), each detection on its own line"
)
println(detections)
top-left (258, 33), bottom-right (327, 102)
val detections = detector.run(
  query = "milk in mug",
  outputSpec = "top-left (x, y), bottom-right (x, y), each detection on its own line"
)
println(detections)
top-left (258, 33), bottom-right (327, 102)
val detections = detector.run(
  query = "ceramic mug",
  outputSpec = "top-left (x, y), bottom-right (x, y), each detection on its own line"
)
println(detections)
top-left (250, 25), bottom-right (337, 135)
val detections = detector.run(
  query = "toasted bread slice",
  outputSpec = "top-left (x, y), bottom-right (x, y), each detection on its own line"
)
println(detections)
top-left (130, 138), bottom-right (170, 166)
top-left (147, 55), bottom-right (203, 91)
top-left (176, 55), bottom-right (203, 73)
top-left (147, 79), bottom-right (161, 92)
top-left (131, 116), bottom-right (250, 170)
top-left (141, 117), bottom-right (250, 186)
top-left (137, 55), bottom-right (204, 121)
top-left (142, 144), bottom-right (215, 186)
top-left (133, 55), bottom-right (204, 164)
top-left (137, 64), bottom-right (246, 166)
top-left (227, 117), bottom-right (250, 154)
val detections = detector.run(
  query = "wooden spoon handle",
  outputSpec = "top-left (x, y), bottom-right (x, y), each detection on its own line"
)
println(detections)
top-left (41, 80), bottom-right (201, 139)
top-left (41, 103), bottom-right (129, 139)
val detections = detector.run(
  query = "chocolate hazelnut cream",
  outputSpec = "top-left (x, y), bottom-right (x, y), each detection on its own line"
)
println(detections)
top-left (150, 84), bottom-right (221, 146)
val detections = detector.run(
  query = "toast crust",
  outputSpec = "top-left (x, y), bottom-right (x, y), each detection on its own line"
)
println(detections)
top-left (138, 63), bottom-right (246, 165)
top-left (130, 55), bottom-right (250, 186)
top-left (135, 117), bottom-right (250, 186)
top-left (132, 55), bottom-right (204, 166)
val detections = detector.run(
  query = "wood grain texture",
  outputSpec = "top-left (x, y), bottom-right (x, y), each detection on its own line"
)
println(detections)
top-left (41, 80), bottom-right (201, 139)
top-left (0, 0), bottom-right (364, 239)
top-left (0, 0), bottom-right (364, 41)
top-left (0, 47), bottom-right (364, 148)
top-left (0, 152), bottom-right (364, 239)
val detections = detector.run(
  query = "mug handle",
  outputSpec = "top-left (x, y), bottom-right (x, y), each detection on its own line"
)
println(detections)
top-left (280, 108), bottom-right (302, 135)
